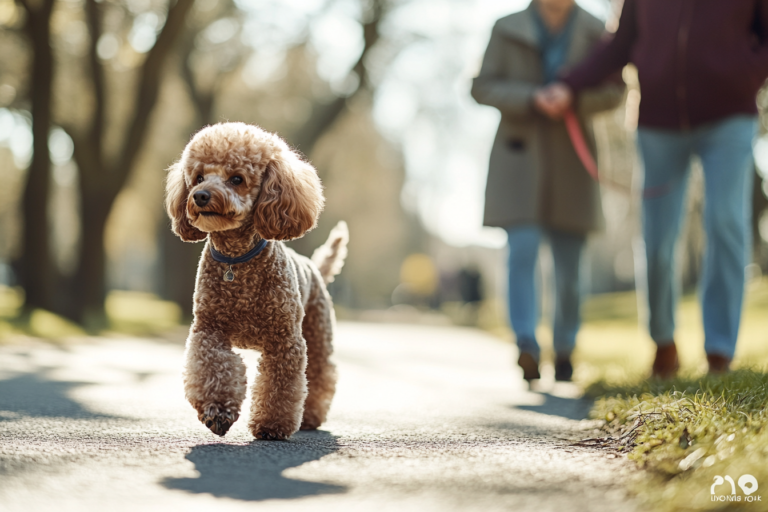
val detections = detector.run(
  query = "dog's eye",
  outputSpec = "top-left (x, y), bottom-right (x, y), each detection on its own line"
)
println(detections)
top-left (196, 175), bottom-right (204, 184)
top-left (229, 176), bottom-right (243, 186)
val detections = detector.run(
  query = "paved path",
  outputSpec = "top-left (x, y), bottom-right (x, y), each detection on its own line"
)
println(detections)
top-left (0, 322), bottom-right (640, 511)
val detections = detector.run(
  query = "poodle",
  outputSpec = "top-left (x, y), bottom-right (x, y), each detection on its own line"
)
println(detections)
top-left (165, 122), bottom-right (348, 440)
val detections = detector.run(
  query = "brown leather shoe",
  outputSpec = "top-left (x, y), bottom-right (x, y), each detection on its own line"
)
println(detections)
top-left (707, 354), bottom-right (731, 375)
top-left (517, 352), bottom-right (540, 381)
top-left (652, 342), bottom-right (679, 379)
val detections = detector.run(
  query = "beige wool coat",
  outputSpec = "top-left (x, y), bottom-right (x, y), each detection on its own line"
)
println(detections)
top-left (472, 4), bottom-right (625, 234)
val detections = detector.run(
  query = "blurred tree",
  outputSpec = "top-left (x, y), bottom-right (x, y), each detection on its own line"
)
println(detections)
top-left (11, 0), bottom-right (196, 323)
top-left (179, 0), bottom-right (249, 126)
top-left (7, 0), bottom-right (427, 321)
top-left (57, 0), bottom-right (194, 323)
top-left (286, 0), bottom-right (387, 257)
top-left (291, 0), bottom-right (384, 157)
top-left (15, 0), bottom-right (56, 313)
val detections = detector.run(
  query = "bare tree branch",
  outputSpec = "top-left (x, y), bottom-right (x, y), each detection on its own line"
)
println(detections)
top-left (178, 0), bottom-right (249, 127)
top-left (291, 0), bottom-right (387, 156)
top-left (59, 0), bottom-right (196, 322)
top-left (179, 32), bottom-right (216, 125)
top-left (353, 0), bottom-right (384, 90)
top-left (14, 0), bottom-right (30, 14)
top-left (110, 0), bottom-right (195, 197)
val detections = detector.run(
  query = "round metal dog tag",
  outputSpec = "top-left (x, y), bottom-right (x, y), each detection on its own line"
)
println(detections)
top-left (224, 267), bottom-right (235, 282)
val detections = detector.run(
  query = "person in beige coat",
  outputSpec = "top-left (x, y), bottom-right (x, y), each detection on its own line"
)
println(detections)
top-left (471, 0), bottom-right (624, 382)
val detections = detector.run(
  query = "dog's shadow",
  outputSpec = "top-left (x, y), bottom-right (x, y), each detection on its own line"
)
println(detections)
top-left (162, 430), bottom-right (346, 501)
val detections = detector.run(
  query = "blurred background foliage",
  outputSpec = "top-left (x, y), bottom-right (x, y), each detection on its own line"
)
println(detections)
top-left (0, 0), bottom-right (767, 361)
top-left (0, 0), bottom-right (432, 329)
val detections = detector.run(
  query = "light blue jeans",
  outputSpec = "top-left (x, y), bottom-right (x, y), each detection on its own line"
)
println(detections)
top-left (638, 115), bottom-right (758, 359)
top-left (507, 225), bottom-right (585, 360)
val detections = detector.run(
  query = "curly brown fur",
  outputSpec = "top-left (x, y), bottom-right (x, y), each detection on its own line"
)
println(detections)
top-left (165, 122), bottom-right (347, 440)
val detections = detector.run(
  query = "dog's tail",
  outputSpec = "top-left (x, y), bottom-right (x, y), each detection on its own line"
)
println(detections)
top-left (311, 221), bottom-right (349, 284)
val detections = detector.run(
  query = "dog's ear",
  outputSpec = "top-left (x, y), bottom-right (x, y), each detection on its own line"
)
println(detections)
top-left (165, 161), bottom-right (207, 242)
top-left (254, 151), bottom-right (324, 241)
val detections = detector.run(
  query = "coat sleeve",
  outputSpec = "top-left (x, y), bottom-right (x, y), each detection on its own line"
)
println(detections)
top-left (562, 0), bottom-right (638, 92)
top-left (471, 24), bottom-right (537, 120)
top-left (576, 75), bottom-right (626, 117)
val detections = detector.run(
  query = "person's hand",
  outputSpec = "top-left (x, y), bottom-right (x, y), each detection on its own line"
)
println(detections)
top-left (533, 82), bottom-right (573, 119)
top-left (533, 88), bottom-right (558, 118)
top-left (546, 82), bottom-right (573, 113)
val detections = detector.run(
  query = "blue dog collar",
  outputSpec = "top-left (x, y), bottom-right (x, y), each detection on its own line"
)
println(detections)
top-left (209, 238), bottom-right (269, 281)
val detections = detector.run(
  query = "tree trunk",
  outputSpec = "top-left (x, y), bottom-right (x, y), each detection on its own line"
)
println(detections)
top-left (60, 0), bottom-right (195, 324)
top-left (17, 0), bottom-right (56, 312)
top-left (60, 191), bottom-right (111, 326)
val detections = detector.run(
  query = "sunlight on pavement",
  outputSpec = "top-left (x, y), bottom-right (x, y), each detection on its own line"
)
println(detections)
top-left (0, 322), bottom-right (638, 512)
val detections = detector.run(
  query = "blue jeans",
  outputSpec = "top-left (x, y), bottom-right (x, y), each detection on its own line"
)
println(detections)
top-left (507, 225), bottom-right (585, 360)
top-left (638, 115), bottom-right (757, 359)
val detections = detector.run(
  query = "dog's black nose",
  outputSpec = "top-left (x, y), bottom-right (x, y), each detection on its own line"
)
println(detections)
top-left (194, 190), bottom-right (211, 207)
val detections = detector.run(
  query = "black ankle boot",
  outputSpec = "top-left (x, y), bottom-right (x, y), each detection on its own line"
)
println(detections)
top-left (554, 356), bottom-right (573, 382)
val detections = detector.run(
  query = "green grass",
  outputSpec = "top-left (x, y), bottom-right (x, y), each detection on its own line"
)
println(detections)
top-left (0, 285), bottom-right (182, 341)
top-left (590, 372), bottom-right (768, 511)
top-left (104, 290), bottom-right (182, 334)
top-left (577, 278), bottom-right (768, 511)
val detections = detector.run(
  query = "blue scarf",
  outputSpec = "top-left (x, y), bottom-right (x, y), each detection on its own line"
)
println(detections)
top-left (532, 6), bottom-right (578, 84)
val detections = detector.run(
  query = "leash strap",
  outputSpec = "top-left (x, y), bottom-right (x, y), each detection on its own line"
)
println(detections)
top-left (563, 108), bottom-right (631, 194)
top-left (563, 108), bottom-right (673, 199)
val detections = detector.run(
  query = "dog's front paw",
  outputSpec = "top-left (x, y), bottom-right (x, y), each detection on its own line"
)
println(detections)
top-left (197, 404), bottom-right (239, 437)
top-left (252, 425), bottom-right (290, 441)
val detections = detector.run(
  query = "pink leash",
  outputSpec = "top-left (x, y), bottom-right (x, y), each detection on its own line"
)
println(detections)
top-left (563, 108), bottom-right (629, 193)
top-left (563, 108), bottom-right (672, 198)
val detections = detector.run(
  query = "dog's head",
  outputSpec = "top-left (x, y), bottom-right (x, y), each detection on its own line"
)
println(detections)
top-left (165, 122), bottom-right (324, 242)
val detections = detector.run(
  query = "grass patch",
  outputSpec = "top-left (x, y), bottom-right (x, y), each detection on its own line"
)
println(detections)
top-left (104, 290), bottom-right (182, 335)
top-left (580, 278), bottom-right (768, 511)
top-left (0, 285), bottom-right (182, 341)
top-left (590, 371), bottom-right (768, 510)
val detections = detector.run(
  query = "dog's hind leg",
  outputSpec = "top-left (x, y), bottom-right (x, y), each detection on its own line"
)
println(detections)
top-left (183, 330), bottom-right (247, 436)
top-left (300, 290), bottom-right (337, 430)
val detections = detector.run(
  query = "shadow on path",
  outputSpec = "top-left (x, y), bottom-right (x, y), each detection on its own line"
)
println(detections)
top-left (162, 430), bottom-right (346, 501)
top-left (0, 373), bottom-right (115, 421)
top-left (515, 393), bottom-right (594, 421)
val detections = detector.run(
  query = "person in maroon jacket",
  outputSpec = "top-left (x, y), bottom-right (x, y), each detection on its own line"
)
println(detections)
top-left (539, 0), bottom-right (768, 377)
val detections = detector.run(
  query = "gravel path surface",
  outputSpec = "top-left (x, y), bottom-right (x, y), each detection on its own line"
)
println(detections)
top-left (0, 322), bottom-right (640, 511)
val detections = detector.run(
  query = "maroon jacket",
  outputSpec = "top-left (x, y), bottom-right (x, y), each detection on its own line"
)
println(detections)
top-left (563, 0), bottom-right (768, 130)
